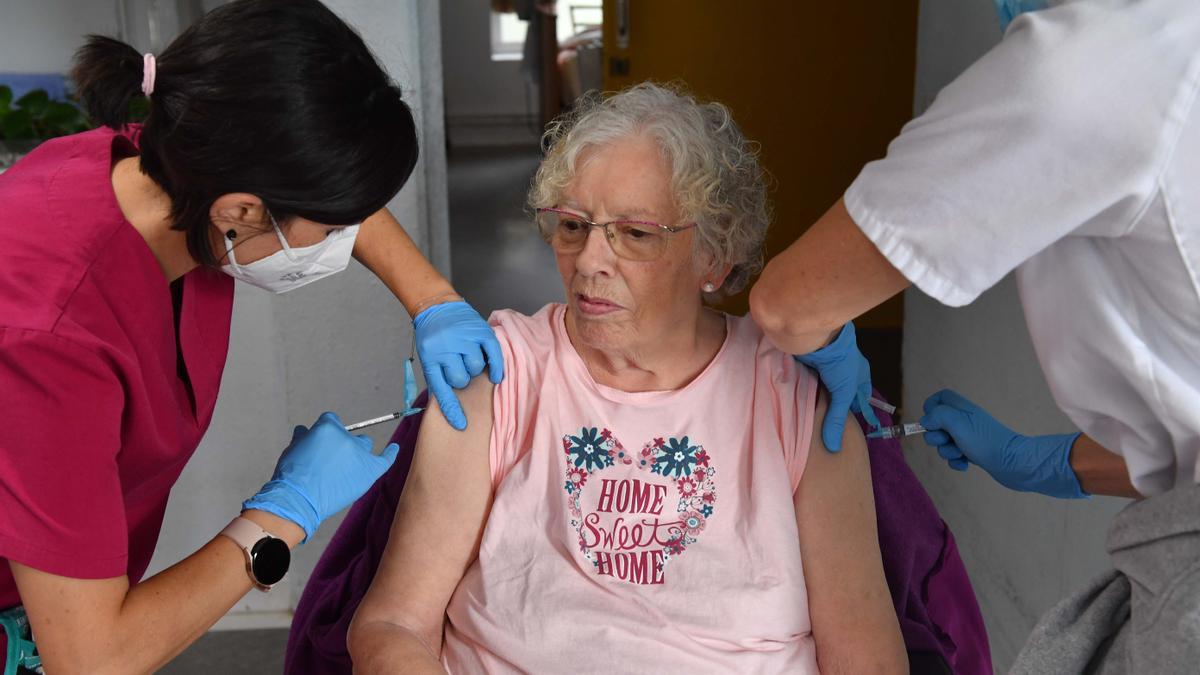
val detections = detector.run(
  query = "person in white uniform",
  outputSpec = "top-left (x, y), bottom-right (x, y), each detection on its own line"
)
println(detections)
top-left (749, 0), bottom-right (1200, 671)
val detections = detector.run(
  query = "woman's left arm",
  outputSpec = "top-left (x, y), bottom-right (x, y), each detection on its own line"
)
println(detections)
top-left (354, 208), bottom-right (457, 317)
top-left (793, 389), bottom-right (907, 674)
top-left (354, 208), bottom-right (504, 430)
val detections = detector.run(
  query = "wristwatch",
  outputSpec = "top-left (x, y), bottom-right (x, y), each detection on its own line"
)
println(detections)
top-left (220, 517), bottom-right (291, 592)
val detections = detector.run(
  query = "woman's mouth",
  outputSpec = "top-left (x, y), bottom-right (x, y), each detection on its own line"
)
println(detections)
top-left (575, 293), bottom-right (623, 316)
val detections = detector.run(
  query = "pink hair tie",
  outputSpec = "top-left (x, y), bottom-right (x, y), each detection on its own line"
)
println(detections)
top-left (141, 53), bottom-right (157, 97)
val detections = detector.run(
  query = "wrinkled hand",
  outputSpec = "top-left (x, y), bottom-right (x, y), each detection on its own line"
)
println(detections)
top-left (919, 389), bottom-right (1086, 499)
top-left (794, 321), bottom-right (881, 452)
top-left (413, 301), bottom-right (504, 430)
top-left (243, 412), bottom-right (401, 542)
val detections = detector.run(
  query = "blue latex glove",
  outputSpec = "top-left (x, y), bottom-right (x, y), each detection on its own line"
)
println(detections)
top-left (243, 412), bottom-right (400, 542)
top-left (993, 0), bottom-right (1048, 33)
top-left (413, 301), bottom-right (504, 431)
top-left (919, 389), bottom-right (1087, 499)
top-left (794, 321), bottom-right (881, 452)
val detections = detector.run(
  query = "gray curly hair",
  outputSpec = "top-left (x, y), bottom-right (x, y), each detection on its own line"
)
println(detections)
top-left (528, 82), bottom-right (770, 294)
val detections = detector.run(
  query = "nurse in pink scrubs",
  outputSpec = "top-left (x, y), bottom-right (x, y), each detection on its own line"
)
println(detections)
top-left (0, 1), bottom-right (500, 671)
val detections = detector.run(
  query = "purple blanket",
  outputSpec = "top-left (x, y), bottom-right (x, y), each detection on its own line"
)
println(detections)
top-left (858, 402), bottom-right (992, 675)
top-left (285, 391), bottom-right (991, 674)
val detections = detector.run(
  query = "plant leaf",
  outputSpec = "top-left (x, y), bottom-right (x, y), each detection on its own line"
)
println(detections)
top-left (1, 109), bottom-right (35, 140)
top-left (0, 85), bottom-right (12, 109)
top-left (42, 101), bottom-right (85, 130)
top-left (15, 90), bottom-right (49, 119)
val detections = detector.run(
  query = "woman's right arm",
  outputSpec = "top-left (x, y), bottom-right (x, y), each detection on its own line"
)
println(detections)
top-left (348, 374), bottom-right (496, 673)
top-left (11, 407), bottom-right (397, 674)
top-left (10, 509), bottom-right (303, 675)
top-left (794, 390), bottom-right (908, 674)
top-left (3, 332), bottom-right (323, 674)
top-left (750, 198), bottom-right (909, 354)
top-left (5, 336), bottom-right (395, 672)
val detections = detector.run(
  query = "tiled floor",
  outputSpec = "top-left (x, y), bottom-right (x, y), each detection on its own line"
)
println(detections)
top-left (164, 145), bottom-right (551, 674)
top-left (446, 146), bottom-right (564, 317)
top-left (161, 629), bottom-right (289, 674)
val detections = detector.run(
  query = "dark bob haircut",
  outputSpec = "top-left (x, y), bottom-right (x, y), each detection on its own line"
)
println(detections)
top-left (72, 0), bottom-right (419, 267)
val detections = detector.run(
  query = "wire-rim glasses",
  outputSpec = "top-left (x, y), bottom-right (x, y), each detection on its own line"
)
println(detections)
top-left (535, 207), bottom-right (696, 262)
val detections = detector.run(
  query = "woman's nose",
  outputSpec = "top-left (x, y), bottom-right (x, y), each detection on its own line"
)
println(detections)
top-left (574, 225), bottom-right (617, 275)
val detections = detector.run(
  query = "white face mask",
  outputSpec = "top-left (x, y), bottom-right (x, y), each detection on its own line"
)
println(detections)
top-left (221, 215), bottom-right (359, 294)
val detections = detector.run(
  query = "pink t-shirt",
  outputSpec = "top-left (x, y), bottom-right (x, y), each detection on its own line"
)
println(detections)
top-left (443, 304), bottom-right (821, 673)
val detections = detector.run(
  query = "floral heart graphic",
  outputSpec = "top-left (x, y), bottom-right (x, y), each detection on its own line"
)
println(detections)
top-left (561, 427), bottom-right (716, 584)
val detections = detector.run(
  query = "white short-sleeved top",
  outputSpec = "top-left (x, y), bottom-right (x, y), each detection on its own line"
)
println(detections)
top-left (844, 0), bottom-right (1200, 495)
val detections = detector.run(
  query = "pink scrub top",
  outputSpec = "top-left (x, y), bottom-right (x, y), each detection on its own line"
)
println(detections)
top-left (0, 126), bottom-right (234, 610)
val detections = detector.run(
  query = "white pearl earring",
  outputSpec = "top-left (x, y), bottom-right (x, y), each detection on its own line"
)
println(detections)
top-left (702, 282), bottom-right (716, 293)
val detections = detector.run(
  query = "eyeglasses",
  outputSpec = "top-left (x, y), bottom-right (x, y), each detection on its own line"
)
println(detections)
top-left (535, 207), bottom-right (696, 262)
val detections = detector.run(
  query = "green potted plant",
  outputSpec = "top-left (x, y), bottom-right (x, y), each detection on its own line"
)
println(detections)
top-left (0, 86), bottom-right (92, 169)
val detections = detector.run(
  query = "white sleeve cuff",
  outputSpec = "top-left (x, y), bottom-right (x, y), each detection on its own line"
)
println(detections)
top-left (843, 182), bottom-right (980, 308)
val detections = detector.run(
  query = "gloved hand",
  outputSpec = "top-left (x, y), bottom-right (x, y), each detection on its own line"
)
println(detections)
top-left (794, 321), bottom-right (881, 452)
top-left (993, 0), bottom-right (1049, 33)
top-left (413, 300), bottom-right (504, 431)
top-left (243, 412), bottom-right (401, 542)
top-left (919, 389), bottom-right (1087, 499)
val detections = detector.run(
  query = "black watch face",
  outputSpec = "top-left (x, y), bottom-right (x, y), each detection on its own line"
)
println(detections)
top-left (250, 537), bottom-right (290, 586)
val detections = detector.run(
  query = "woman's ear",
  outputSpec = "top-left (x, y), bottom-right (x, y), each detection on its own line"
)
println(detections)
top-left (693, 245), bottom-right (733, 294)
top-left (209, 193), bottom-right (268, 238)
top-left (702, 263), bottom-right (734, 294)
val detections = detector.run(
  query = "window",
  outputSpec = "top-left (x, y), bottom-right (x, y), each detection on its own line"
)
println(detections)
top-left (490, 11), bottom-right (527, 61)
top-left (490, 2), bottom-right (604, 62)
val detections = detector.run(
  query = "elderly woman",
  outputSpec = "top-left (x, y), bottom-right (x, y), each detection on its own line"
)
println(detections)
top-left (348, 83), bottom-right (906, 673)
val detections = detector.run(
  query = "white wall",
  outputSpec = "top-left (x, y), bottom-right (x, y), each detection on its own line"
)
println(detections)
top-left (145, 0), bottom-right (449, 629)
top-left (904, 1), bottom-right (1130, 670)
top-left (440, 0), bottom-right (538, 147)
top-left (0, 1), bottom-right (223, 75)
top-left (0, 1), bottom-right (120, 72)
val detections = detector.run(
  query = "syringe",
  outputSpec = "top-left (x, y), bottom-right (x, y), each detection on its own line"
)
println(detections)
top-left (865, 422), bottom-right (927, 440)
top-left (344, 408), bottom-right (424, 432)
top-left (867, 396), bottom-right (896, 415)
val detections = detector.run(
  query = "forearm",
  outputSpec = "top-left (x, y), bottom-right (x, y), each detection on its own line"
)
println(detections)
top-left (114, 539), bottom-right (258, 671)
top-left (1069, 434), bottom-right (1140, 498)
top-left (354, 207), bottom-right (457, 317)
top-left (112, 510), bottom-right (305, 671)
top-left (18, 510), bottom-right (303, 674)
top-left (349, 621), bottom-right (446, 674)
top-left (811, 577), bottom-right (907, 675)
top-left (818, 639), bottom-right (908, 675)
top-left (749, 198), bottom-right (909, 353)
